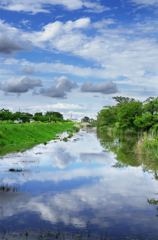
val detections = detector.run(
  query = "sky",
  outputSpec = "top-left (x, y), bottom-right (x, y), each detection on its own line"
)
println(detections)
top-left (0, 0), bottom-right (158, 120)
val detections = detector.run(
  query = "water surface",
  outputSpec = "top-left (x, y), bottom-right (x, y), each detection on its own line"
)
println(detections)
top-left (0, 128), bottom-right (158, 239)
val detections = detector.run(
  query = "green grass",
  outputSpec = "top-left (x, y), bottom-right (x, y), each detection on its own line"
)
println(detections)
top-left (0, 121), bottom-right (75, 155)
top-left (98, 125), bottom-right (139, 135)
top-left (136, 132), bottom-right (158, 162)
top-left (68, 133), bottom-right (73, 138)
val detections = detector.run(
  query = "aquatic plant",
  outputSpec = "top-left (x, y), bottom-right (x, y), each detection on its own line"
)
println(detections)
top-left (68, 133), bottom-right (73, 138)
top-left (63, 137), bottom-right (68, 141)
top-left (9, 168), bottom-right (22, 172)
top-left (0, 184), bottom-right (19, 192)
top-left (135, 132), bottom-right (158, 162)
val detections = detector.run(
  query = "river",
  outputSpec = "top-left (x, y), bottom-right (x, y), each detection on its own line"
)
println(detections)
top-left (0, 127), bottom-right (158, 239)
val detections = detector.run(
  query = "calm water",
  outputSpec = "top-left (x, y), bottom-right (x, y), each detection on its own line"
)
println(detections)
top-left (0, 127), bottom-right (158, 239)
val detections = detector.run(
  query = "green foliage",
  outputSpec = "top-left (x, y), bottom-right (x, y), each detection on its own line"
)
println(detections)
top-left (68, 133), bottom-right (73, 138)
top-left (97, 96), bottom-right (158, 132)
top-left (63, 137), bottom-right (68, 141)
top-left (0, 108), bottom-right (13, 120)
top-left (12, 111), bottom-right (21, 120)
top-left (141, 136), bottom-right (158, 161)
top-left (45, 111), bottom-right (63, 119)
top-left (134, 112), bottom-right (156, 131)
top-left (112, 96), bottom-right (135, 107)
top-left (0, 122), bottom-right (75, 151)
top-left (72, 126), bottom-right (80, 132)
top-left (81, 116), bottom-right (90, 122)
top-left (118, 101), bottom-right (143, 130)
top-left (0, 109), bottom-right (64, 123)
top-left (83, 116), bottom-right (89, 120)
top-left (97, 106), bottom-right (117, 127)
top-left (153, 124), bottom-right (158, 132)
top-left (34, 112), bottom-right (43, 117)
top-left (143, 97), bottom-right (158, 115)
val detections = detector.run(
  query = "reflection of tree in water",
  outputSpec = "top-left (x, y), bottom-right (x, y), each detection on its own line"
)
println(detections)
top-left (141, 162), bottom-right (158, 186)
top-left (98, 128), bottom-right (158, 183)
top-left (147, 198), bottom-right (158, 217)
top-left (97, 129), bottom-right (140, 167)
top-left (97, 129), bottom-right (119, 153)
top-left (112, 161), bottom-right (126, 168)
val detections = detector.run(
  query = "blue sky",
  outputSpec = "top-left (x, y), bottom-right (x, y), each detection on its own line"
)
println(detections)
top-left (0, 0), bottom-right (158, 120)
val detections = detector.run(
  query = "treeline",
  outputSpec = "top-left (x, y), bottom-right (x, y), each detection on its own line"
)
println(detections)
top-left (97, 96), bottom-right (158, 132)
top-left (0, 109), bottom-right (69, 123)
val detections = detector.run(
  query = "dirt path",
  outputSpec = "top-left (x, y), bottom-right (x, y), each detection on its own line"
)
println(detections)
top-left (74, 122), bottom-right (91, 128)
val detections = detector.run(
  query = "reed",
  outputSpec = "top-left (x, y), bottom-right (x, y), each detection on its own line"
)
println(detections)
top-left (135, 132), bottom-right (158, 162)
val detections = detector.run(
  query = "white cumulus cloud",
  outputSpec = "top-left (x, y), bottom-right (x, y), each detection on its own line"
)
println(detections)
top-left (0, 0), bottom-right (110, 14)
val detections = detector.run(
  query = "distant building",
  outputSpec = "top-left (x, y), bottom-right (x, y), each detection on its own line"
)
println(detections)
top-left (14, 119), bottom-right (22, 123)
top-left (29, 119), bottom-right (35, 123)
top-left (89, 118), bottom-right (95, 122)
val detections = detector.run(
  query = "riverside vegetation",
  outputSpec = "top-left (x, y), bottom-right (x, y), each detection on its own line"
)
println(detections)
top-left (0, 113), bottom-right (78, 155)
top-left (0, 121), bottom-right (76, 145)
top-left (0, 109), bottom-right (96, 155)
top-left (97, 129), bottom-right (158, 188)
top-left (97, 96), bottom-right (158, 161)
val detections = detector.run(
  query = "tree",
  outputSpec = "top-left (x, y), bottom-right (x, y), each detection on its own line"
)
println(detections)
top-left (112, 96), bottom-right (135, 108)
top-left (45, 111), bottom-right (63, 119)
top-left (12, 112), bottom-right (22, 120)
top-left (132, 97), bottom-right (158, 131)
top-left (118, 101), bottom-right (143, 130)
top-left (83, 116), bottom-right (89, 121)
top-left (34, 112), bottom-right (43, 117)
top-left (143, 97), bottom-right (158, 115)
top-left (0, 109), bottom-right (13, 120)
top-left (97, 106), bottom-right (117, 126)
top-left (134, 112), bottom-right (156, 131)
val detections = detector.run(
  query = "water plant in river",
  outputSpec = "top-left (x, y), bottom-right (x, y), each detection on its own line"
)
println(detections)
top-left (63, 137), bottom-right (68, 141)
top-left (9, 168), bottom-right (22, 172)
top-left (0, 184), bottom-right (19, 192)
top-left (0, 227), bottom-right (122, 240)
top-left (68, 132), bottom-right (73, 138)
top-left (135, 132), bottom-right (158, 162)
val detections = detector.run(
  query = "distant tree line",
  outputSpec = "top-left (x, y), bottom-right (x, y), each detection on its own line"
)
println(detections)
top-left (0, 109), bottom-right (69, 123)
top-left (97, 96), bottom-right (158, 131)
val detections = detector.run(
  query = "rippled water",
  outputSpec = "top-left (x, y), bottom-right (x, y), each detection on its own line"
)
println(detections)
top-left (0, 127), bottom-right (158, 239)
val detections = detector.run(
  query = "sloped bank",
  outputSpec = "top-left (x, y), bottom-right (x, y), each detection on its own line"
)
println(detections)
top-left (0, 122), bottom-right (76, 155)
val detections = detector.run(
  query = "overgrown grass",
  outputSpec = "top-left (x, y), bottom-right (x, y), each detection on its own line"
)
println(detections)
top-left (99, 125), bottom-right (158, 162)
top-left (135, 132), bottom-right (158, 162)
top-left (98, 125), bottom-right (138, 136)
top-left (68, 132), bottom-right (73, 138)
top-left (0, 121), bottom-right (75, 154)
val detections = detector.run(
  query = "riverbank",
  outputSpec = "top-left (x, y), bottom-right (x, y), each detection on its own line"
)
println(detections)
top-left (98, 125), bottom-right (158, 162)
top-left (0, 122), bottom-right (76, 155)
top-left (135, 132), bottom-right (158, 162)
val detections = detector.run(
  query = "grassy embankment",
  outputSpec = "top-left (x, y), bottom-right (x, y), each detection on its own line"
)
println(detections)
top-left (0, 121), bottom-right (78, 155)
